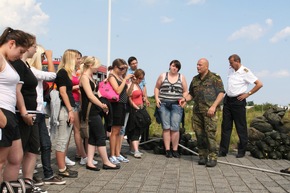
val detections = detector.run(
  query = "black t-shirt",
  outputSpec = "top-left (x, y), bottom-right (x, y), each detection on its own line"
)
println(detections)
top-left (11, 60), bottom-right (38, 111)
top-left (55, 68), bottom-right (75, 107)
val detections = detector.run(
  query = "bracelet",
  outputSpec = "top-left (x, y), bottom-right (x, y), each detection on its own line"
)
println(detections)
top-left (68, 109), bottom-right (73, 112)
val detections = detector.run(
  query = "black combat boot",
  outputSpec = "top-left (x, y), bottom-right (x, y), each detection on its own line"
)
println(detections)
top-left (206, 159), bottom-right (217, 167)
top-left (198, 157), bottom-right (208, 165)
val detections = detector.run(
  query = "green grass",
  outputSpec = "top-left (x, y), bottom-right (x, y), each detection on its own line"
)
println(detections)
top-left (146, 97), bottom-right (289, 151)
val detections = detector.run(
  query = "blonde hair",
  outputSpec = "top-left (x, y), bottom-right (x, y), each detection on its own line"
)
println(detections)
top-left (80, 56), bottom-right (101, 74)
top-left (58, 49), bottom-right (78, 79)
top-left (27, 45), bottom-right (45, 70)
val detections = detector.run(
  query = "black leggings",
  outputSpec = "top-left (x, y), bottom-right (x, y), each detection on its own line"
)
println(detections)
top-left (88, 115), bottom-right (106, 146)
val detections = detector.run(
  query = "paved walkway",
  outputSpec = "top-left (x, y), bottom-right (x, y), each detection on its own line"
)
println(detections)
top-left (37, 140), bottom-right (290, 193)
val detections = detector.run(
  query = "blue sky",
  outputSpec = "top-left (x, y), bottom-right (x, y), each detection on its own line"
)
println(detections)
top-left (1, 0), bottom-right (290, 105)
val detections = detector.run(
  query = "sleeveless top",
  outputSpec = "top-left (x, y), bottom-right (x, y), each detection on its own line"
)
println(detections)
top-left (80, 79), bottom-right (101, 119)
top-left (72, 75), bottom-right (80, 102)
top-left (131, 88), bottom-right (143, 106)
top-left (110, 74), bottom-right (128, 104)
top-left (159, 72), bottom-right (183, 101)
top-left (0, 61), bottom-right (20, 113)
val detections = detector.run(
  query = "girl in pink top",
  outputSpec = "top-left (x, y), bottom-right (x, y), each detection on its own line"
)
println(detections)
top-left (72, 75), bottom-right (81, 103)
top-left (126, 69), bottom-right (148, 158)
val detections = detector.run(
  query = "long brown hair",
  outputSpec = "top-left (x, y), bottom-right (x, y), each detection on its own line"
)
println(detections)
top-left (0, 27), bottom-right (35, 48)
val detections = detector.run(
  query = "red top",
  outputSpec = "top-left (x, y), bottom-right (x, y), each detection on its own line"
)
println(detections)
top-left (131, 89), bottom-right (143, 105)
top-left (72, 75), bottom-right (80, 102)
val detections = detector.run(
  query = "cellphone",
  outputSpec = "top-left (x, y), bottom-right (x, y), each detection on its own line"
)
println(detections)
top-left (66, 120), bottom-right (71, 127)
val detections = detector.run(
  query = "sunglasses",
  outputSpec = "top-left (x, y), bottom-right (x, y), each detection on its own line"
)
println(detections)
top-left (117, 66), bottom-right (126, 71)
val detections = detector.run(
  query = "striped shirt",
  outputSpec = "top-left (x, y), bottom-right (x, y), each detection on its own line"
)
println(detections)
top-left (159, 72), bottom-right (183, 101)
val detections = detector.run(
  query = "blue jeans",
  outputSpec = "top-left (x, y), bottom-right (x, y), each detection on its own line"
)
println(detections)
top-left (157, 101), bottom-right (183, 131)
top-left (36, 113), bottom-right (53, 179)
top-left (120, 113), bottom-right (129, 136)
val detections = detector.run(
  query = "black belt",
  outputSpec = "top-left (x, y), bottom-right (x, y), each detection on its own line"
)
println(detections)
top-left (226, 94), bottom-right (241, 99)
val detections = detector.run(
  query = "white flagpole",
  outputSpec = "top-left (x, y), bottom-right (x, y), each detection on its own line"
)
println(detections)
top-left (107, 0), bottom-right (111, 77)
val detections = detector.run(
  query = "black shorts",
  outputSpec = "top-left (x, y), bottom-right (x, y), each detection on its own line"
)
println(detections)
top-left (111, 102), bottom-right (126, 126)
top-left (17, 113), bottom-right (40, 154)
top-left (0, 108), bottom-right (21, 147)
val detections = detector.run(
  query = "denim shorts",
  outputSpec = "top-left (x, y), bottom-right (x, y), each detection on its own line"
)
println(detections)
top-left (157, 101), bottom-right (183, 131)
top-left (74, 102), bottom-right (81, 112)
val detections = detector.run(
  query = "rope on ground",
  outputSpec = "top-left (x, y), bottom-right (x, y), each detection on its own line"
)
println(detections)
top-left (122, 137), bottom-right (163, 147)
top-left (125, 138), bottom-right (289, 177)
top-left (139, 137), bottom-right (163, 145)
top-left (177, 143), bottom-right (290, 177)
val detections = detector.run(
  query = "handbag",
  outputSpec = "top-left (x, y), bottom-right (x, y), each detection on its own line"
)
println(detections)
top-left (98, 78), bottom-right (120, 102)
top-left (80, 81), bottom-right (98, 138)
top-left (80, 102), bottom-right (92, 139)
top-left (0, 178), bottom-right (33, 193)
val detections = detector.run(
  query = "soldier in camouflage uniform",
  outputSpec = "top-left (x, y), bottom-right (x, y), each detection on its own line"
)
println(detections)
top-left (180, 58), bottom-right (225, 167)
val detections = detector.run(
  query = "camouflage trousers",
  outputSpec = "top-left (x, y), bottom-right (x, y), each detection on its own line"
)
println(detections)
top-left (192, 112), bottom-right (218, 160)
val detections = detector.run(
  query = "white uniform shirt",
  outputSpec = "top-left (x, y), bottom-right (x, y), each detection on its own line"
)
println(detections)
top-left (226, 65), bottom-right (257, 97)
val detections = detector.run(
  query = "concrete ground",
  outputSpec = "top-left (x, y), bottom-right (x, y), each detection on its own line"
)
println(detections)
top-left (35, 139), bottom-right (290, 193)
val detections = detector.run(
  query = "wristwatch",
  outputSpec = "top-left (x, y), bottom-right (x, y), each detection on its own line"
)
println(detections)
top-left (248, 91), bottom-right (252, 95)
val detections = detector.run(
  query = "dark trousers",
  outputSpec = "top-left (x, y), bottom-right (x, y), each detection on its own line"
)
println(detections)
top-left (219, 95), bottom-right (248, 155)
top-left (37, 114), bottom-right (53, 179)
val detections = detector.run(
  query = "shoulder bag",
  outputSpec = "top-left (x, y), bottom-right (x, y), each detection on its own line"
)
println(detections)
top-left (80, 81), bottom-right (97, 138)
top-left (80, 102), bottom-right (92, 139)
top-left (98, 75), bottom-right (120, 102)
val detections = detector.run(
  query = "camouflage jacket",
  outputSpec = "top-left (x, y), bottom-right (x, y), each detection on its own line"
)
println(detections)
top-left (189, 71), bottom-right (225, 113)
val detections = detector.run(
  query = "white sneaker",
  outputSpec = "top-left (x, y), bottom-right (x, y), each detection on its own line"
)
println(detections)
top-left (35, 163), bottom-right (43, 169)
top-left (116, 155), bottom-right (129, 163)
top-left (134, 151), bottom-right (142, 158)
top-left (79, 157), bottom-right (98, 165)
top-left (109, 156), bottom-right (120, 165)
top-left (65, 156), bottom-right (76, 166)
top-left (130, 150), bottom-right (143, 156)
